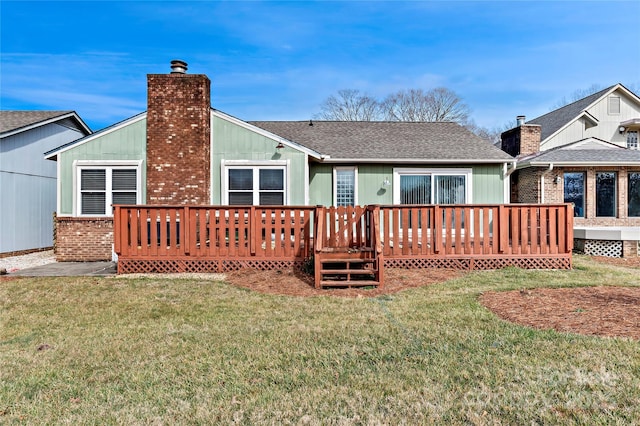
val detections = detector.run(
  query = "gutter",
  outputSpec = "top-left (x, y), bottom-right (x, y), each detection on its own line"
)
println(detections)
top-left (315, 158), bottom-right (513, 164)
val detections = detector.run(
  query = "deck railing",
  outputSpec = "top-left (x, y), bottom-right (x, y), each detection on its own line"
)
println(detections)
top-left (377, 204), bottom-right (573, 257)
top-left (114, 203), bottom-right (573, 272)
top-left (114, 205), bottom-right (314, 261)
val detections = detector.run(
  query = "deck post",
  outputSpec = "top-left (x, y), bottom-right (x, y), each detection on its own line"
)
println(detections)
top-left (114, 206), bottom-right (121, 254)
top-left (183, 206), bottom-right (190, 255)
top-left (250, 206), bottom-right (256, 256)
top-left (434, 205), bottom-right (442, 253)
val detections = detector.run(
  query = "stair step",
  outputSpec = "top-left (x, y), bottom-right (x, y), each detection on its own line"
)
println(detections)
top-left (321, 269), bottom-right (375, 275)
top-left (319, 280), bottom-right (380, 288)
top-left (318, 247), bottom-right (374, 253)
top-left (320, 258), bottom-right (375, 264)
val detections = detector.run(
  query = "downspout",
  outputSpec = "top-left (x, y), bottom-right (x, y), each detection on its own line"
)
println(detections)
top-left (541, 163), bottom-right (553, 204)
top-left (504, 160), bottom-right (517, 204)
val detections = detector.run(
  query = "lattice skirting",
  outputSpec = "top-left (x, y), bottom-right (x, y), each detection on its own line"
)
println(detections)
top-left (118, 255), bottom-right (571, 274)
top-left (384, 256), bottom-right (571, 270)
top-left (574, 239), bottom-right (623, 258)
top-left (118, 259), bottom-right (304, 274)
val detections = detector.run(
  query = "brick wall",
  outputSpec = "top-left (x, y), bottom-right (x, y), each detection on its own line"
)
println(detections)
top-left (513, 168), bottom-right (541, 203)
top-left (562, 166), bottom-right (640, 227)
top-left (146, 71), bottom-right (211, 204)
top-left (55, 217), bottom-right (114, 261)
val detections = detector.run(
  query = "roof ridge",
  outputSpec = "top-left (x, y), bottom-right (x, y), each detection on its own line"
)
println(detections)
top-left (528, 84), bottom-right (617, 124)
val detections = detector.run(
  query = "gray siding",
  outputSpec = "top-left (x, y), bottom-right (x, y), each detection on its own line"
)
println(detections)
top-left (0, 123), bottom-right (86, 253)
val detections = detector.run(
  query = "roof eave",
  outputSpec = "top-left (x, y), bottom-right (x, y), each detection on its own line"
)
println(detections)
top-left (522, 160), bottom-right (640, 168)
top-left (1, 111), bottom-right (92, 139)
top-left (44, 112), bottom-right (146, 160)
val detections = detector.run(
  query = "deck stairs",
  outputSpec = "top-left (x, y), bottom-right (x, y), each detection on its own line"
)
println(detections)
top-left (314, 206), bottom-right (384, 289)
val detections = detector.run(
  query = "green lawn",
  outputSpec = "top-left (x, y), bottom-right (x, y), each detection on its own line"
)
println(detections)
top-left (1, 255), bottom-right (639, 424)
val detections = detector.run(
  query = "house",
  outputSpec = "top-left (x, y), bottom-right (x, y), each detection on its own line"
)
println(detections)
top-left (44, 60), bottom-right (513, 262)
top-left (0, 111), bottom-right (91, 255)
top-left (501, 84), bottom-right (640, 257)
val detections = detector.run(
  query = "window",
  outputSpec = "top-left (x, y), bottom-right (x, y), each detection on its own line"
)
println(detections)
top-left (394, 168), bottom-right (470, 205)
top-left (563, 172), bottom-right (585, 217)
top-left (596, 172), bottom-right (616, 217)
top-left (627, 131), bottom-right (638, 150)
top-left (608, 96), bottom-right (621, 115)
top-left (334, 167), bottom-right (357, 207)
top-left (225, 165), bottom-right (286, 205)
top-left (629, 172), bottom-right (640, 217)
top-left (78, 166), bottom-right (139, 215)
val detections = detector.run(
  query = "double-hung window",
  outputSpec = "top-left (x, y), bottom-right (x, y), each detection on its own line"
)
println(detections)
top-left (393, 168), bottom-right (471, 205)
top-left (77, 163), bottom-right (141, 216)
top-left (225, 163), bottom-right (287, 205)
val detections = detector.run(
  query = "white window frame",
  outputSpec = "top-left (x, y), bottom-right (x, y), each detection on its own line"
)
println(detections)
top-left (221, 160), bottom-right (289, 205)
top-left (392, 168), bottom-right (472, 204)
top-left (74, 160), bottom-right (143, 217)
top-left (333, 166), bottom-right (358, 207)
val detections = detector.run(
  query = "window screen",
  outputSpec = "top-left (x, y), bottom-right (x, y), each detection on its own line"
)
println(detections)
top-left (81, 169), bottom-right (106, 215)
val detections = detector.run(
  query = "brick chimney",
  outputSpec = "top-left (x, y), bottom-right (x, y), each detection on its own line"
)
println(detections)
top-left (500, 115), bottom-right (542, 157)
top-left (146, 60), bottom-right (211, 204)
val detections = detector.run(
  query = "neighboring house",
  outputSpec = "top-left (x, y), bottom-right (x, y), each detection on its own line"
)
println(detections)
top-left (501, 84), bottom-right (640, 257)
top-left (45, 60), bottom-right (512, 262)
top-left (0, 111), bottom-right (91, 255)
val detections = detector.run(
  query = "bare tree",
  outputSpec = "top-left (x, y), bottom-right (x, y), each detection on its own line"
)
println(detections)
top-left (465, 120), bottom-right (516, 145)
top-left (551, 84), bottom-right (603, 109)
top-left (381, 87), bottom-right (470, 123)
top-left (315, 89), bottom-right (382, 121)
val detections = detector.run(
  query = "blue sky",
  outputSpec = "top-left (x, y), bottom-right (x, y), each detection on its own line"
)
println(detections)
top-left (2, 1), bottom-right (639, 132)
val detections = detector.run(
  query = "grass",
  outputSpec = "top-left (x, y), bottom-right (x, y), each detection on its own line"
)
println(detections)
top-left (1, 255), bottom-right (639, 424)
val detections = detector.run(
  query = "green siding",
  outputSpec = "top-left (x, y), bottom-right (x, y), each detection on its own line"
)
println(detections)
top-left (309, 164), bottom-right (332, 206)
top-left (58, 118), bottom-right (147, 215)
top-left (310, 163), bottom-right (505, 206)
top-left (472, 164), bottom-right (505, 203)
top-left (211, 116), bottom-right (308, 204)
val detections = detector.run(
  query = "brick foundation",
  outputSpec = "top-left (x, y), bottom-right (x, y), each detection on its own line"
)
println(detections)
top-left (55, 217), bottom-right (114, 261)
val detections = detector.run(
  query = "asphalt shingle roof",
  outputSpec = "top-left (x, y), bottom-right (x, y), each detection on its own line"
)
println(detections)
top-left (527, 86), bottom-right (615, 141)
top-left (0, 111), bottom-right (74, 135)
top-left (523, 139), bottom-right (640, 164)
top-left (250, 121), bottom-right (512, 162)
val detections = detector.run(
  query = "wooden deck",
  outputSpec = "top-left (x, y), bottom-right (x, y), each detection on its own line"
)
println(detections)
top-left (114, 204), bottom-right (574, 284)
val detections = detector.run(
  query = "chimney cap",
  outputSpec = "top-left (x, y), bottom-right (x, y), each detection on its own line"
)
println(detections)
top-left (170, 60), bottom-right (188, 74)
top-left (516, 115), bottom-right (526, 126)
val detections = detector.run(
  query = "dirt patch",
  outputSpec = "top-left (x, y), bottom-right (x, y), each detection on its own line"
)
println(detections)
top-left (589, 255), bottom-right (640, 269)
top-left (224, 267), bottom-right (464, 298)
